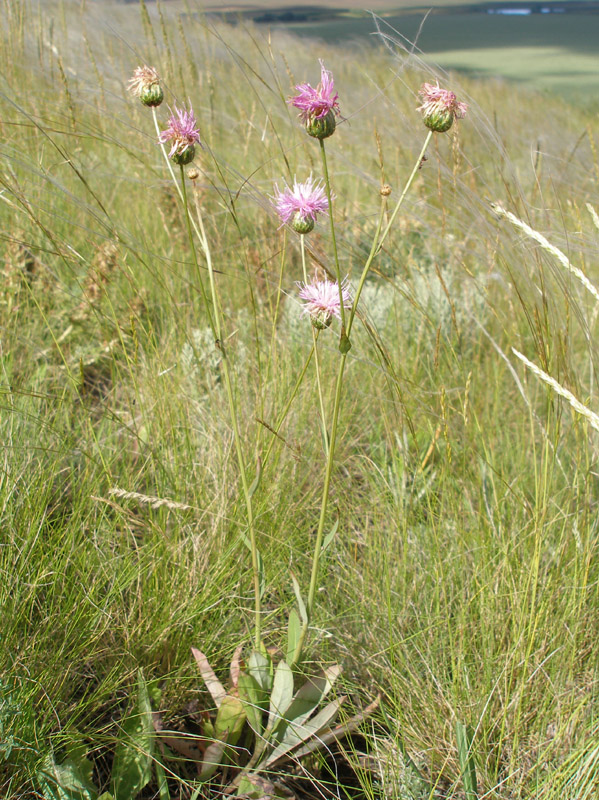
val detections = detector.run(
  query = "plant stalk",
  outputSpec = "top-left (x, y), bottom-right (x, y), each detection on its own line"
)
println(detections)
top-left (179, 166), bottom-right (262, 649)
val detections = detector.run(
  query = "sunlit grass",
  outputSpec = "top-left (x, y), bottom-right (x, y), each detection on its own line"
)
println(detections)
top-left (1, 0), bottom-right (598, 798)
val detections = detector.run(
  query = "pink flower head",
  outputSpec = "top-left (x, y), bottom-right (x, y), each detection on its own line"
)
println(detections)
top-left (417, 83), bottom-right (467, 133)
top-left (289, 60), bottom-right (340, 123)
top-left (273, 176), bottom-right (329, 233)
top-left (159, 104), bottom-right (201, 160)
top-left (298, 276), bottom-right (352, 330)
top-left (128, 65), bottom-right (160, 96)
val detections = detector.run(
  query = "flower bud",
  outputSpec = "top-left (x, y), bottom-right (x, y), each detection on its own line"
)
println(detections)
top-left (187, 167), bottom-right (200, 180)
top-left (291, 211), bottom-right (315, 235)
top-left (172, 145), bottom-right (195, 166)
top-left (423, 109), bottom-right (454, 133)
top-left (305, 109), bottom-right (336, 140)
top-left (311, 309), bottom-right (333, 330)
top-left (128, 66), bottom-right (163, 108)
top-left (417, 83), bottom-right (467, 135)
top-left (140, 83), bottom-right (164, 108)
top-left (380, 184), bottom-right (392, 197)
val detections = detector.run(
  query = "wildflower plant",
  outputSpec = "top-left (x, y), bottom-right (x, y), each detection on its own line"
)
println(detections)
top-left (159, 103), bottom-right (201, 164)
top-left (298, 276), bottom-right (352, 330)
top-left (79, 55), bottom-right (469, 800)
top-left (273, 176), bottom-right (329, 234)
top-left (289, 60), bottom-right (340, 140)
top-left (417, 82), bottom-right (468, 133)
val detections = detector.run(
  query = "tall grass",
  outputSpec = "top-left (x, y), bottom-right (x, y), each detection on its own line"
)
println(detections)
top-left (1, 0), bottom-right (598, 797)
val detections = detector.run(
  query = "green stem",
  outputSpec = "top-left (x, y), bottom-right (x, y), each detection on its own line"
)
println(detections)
top-left (376, 130), bottom-right (433, 257)
top-left (179, 166), bottom-right (215, 333)
top-left (179, 166), bottom-right (262, 649)
top-left (305, 131), bottom-right (434, 631)
top-left (301, 234), bottom-right (329, 457)
top-left (319, 139), bottom-right (347, 335)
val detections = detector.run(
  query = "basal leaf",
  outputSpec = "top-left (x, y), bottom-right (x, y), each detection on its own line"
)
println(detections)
top-left (272, 664), bottom-right (341, 747)
top-left (214, 695), bottom-right (246, 745)
top-left (238, 672), bottom-right (264, 738)
top-left (247, 650), bottom-right (272, 696)
top-left (111, 670), bottom-right (154, 800)
top-left (267, 661), bottom-right (294, 736)
top-left (197, 740), bottom-right (226, 781)
top-left (456, 721), bottom-right (478, 799)
top-left (264, 696), bottom-right (344, 766)
top-left (191, 648), bottom-right (226, 708)
top-left (37, 752), bottom-right (97, 800)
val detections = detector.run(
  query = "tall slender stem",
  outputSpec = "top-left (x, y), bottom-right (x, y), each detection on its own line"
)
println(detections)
top-left (305, 132), bottom-right (434, 629)
top-left (319, 139), bottom-right (347, 334)
top-left (179, 166), bottom-right (262, 648)
top-left (301, 235), bottom-right (329, 457)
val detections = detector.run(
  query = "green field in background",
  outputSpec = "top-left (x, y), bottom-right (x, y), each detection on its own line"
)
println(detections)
top-left (266, 11), bottom-right (599, 101)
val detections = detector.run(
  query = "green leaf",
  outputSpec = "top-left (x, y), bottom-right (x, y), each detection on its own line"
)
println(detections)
top-left (247, 650), bottom-right (272, 695)
top-left (321, 517), bottom-right (339, 555)
top-left (154, 759), bottom-right (170, 800)
top-left (248, 457), bottom-right (262, 498)
top-left (267, 661), bottom-right (294, 736)
top-left (265, 696), bottom-right (344, 766)
top-left (270, 665), bottom-right (341, 749)
top-left (97, 795), bottom-right (114, 800)
top-left (286, 609), bottom-right (301, 668)
top-left (290, 573), bottom-right (308, 626)
top-left (37, 752), bottom-right (98, 800)
top-left (238, 672), bottom-right (264, 738)
top-left (111, 669), bottom-right (154, 800)
top-left (456, 721), bottom-right (478, 800)
top-left (258, 549), bottom-right (266, 600)
top-left (214, 695), bottom-right (246, 745)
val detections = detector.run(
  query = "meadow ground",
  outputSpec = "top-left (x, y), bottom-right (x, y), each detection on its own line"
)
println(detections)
top-left (1, 1), bottom-right (599, 799)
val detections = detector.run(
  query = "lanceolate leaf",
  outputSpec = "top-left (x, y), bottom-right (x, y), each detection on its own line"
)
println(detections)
top-left (247, 650), bottom-right (273, 696)
top-left (290, 573), bottom-right (308, 626)
top-left (321, 517), bottom-right (339, 555)
top-left (456, 721), bottom-right (478, 799)
top-left (198, 740), bottom-right (226, 781)
top-left (267, 661), bottom-right (294, 736)
top-left (272, 664), bottom-right (341, 746)
top-left (111, 670), bottom-right (155, 800)
top-left (238, 672), bottom-right (264, 738)
top-left (290, 693), bottom-right (381, 762)
top-left (191, 648), bottom-right (226, 708)
top-left (214, 695), bottom-right (246, 745)
top-left (265, 696), bottom-right (345, 766)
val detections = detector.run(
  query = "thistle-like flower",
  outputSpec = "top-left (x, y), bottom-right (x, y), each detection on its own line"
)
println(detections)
top-left (128, 65), bottom-right (163, 107)
top-left (289, 60), bottom-right (340, 140)
top-left (298, 277), bottom-right (352, 330)
top-left (159, 104), bottom-right (201, 165)
top-left (273, 176), bottom-right (329, 234)
top-left (417, 83), bottom-right (467, 133)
